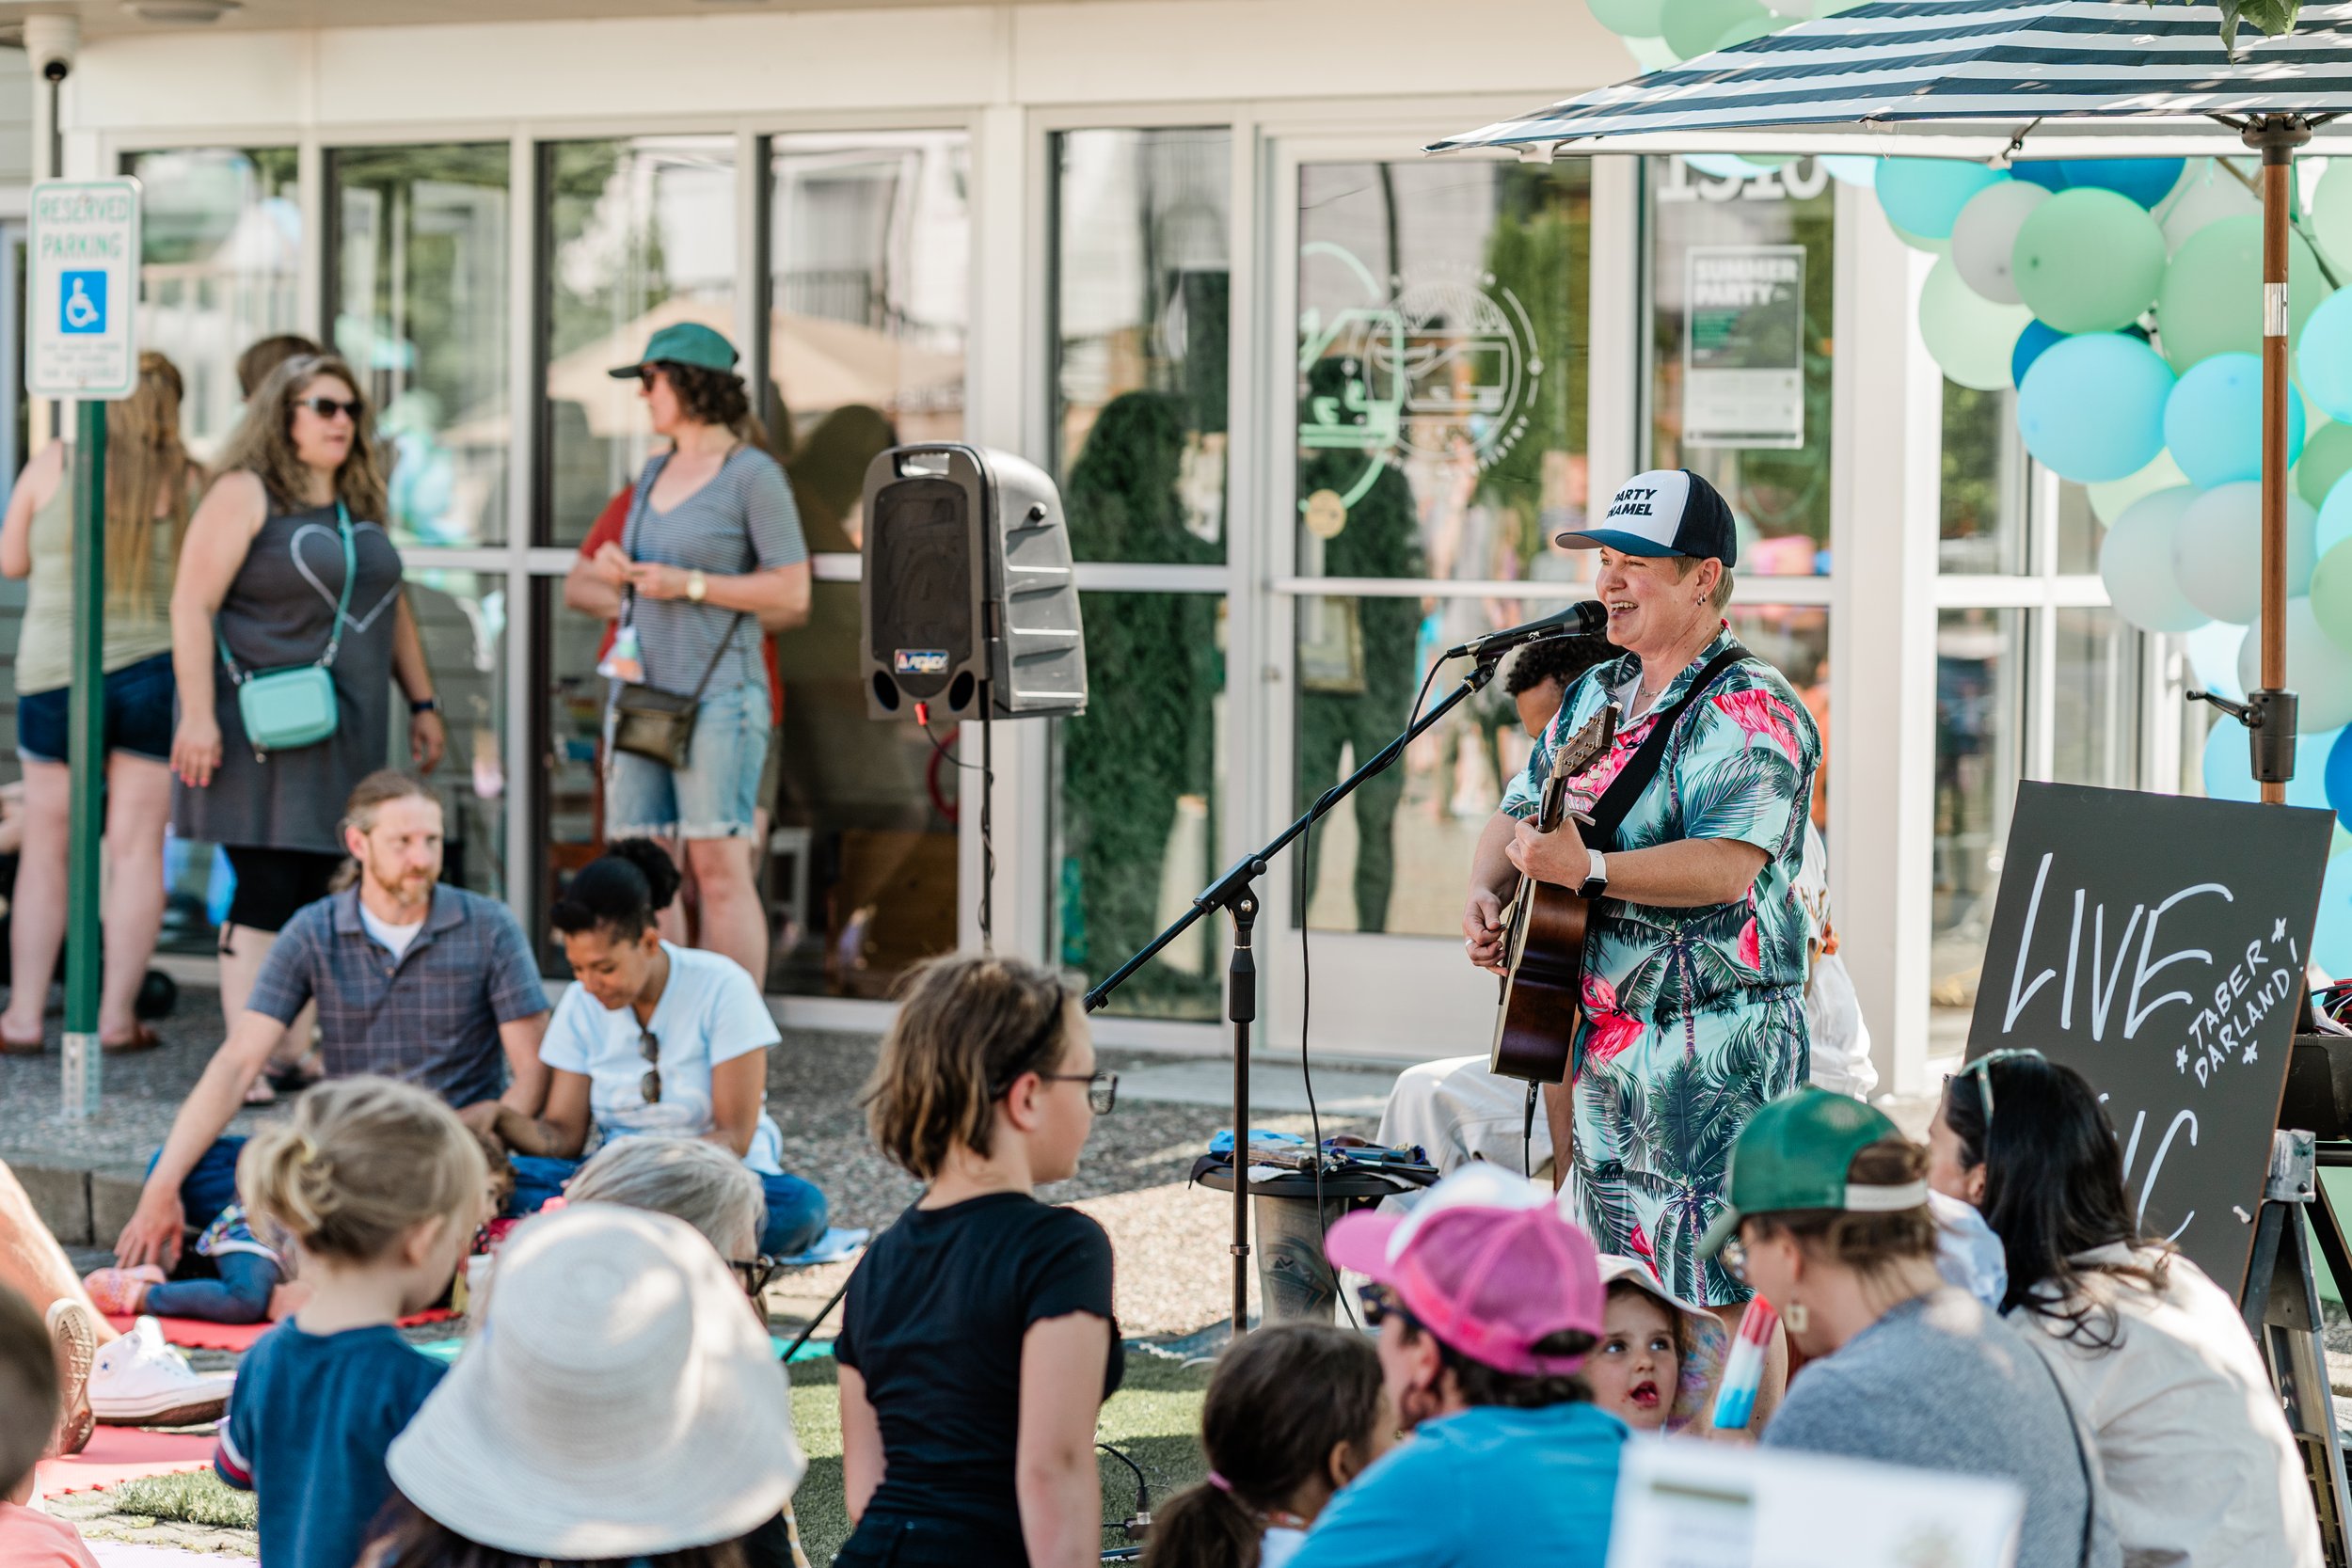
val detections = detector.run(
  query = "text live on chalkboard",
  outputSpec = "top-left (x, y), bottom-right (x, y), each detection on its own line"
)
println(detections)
top-left (1966, 783), bottom-right (2334, 1295)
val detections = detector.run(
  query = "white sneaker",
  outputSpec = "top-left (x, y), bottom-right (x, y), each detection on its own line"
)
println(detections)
top-left (88, 1315), bottom-right (234, 1426)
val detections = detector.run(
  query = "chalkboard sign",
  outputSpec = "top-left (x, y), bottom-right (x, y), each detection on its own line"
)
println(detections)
top-left (1965, 783), bottom-right (2334, 1296)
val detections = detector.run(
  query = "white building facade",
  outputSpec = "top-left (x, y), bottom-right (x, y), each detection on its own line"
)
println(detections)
top-left (10, 0), bottom-right (2191, 1095)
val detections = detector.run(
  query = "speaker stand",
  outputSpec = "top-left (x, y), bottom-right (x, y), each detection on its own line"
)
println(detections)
top-left (979, 677), bottom-right (995, 953)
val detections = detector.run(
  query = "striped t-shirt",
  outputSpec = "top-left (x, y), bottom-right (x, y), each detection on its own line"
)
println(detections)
top-left (621, 446), bottom-right (808, 699)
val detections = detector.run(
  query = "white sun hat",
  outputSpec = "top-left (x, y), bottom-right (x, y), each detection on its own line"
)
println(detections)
top-left (387, 1202), bottom-right (804, 1558)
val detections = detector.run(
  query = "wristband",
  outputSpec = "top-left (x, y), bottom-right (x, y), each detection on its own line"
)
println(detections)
top-left (409, 696), bottom-right (442, 716)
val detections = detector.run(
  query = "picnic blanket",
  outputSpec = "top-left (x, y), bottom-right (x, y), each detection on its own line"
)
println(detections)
top-left (33, 1426), bottom-right (215, 1499)
top-left (103, 1307), bottom-right (457, 1352)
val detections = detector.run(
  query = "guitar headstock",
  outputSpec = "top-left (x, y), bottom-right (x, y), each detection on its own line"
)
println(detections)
top-left (1547, 702), bottom-right (1619, 783)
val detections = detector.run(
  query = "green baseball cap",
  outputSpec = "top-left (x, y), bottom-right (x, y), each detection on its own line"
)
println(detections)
top-left (609, 322), bottom-right (739, 378)
top-left (1697, 1088), bottom-right (1923, 1259)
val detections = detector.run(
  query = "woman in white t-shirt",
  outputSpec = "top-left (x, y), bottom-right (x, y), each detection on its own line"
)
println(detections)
top-left (485, 839), bottom-right (829, 1259)
top-left (1928, 1048), bottom-right (2320, 1568)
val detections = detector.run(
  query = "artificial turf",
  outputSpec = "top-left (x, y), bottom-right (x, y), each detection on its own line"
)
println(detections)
top-left (83, 1346), bottom-right (1215, 1562)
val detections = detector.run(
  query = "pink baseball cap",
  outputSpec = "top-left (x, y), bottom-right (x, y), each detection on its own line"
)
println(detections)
top-left (1327, 1165), bottom-right (1605, 1378)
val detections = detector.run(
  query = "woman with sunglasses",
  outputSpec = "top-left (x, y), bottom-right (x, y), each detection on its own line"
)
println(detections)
top-left (1707, 1088), bottom-right (2120, 1568)
top-left (1930, 1051), bottom-right (2319, 1568)
top-left (169, 352), bottom-right (445, 1099)
top-left (837, 953), bottom-right (1120, 1568)
top-left (578, 323), bottom-right (809, 986)
top-left (485, 838), bottom-right (829, 1259)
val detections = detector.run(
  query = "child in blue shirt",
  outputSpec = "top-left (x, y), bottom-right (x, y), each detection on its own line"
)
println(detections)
top-left (211, 1078), bottom-right (488, 1568)
top-left (1294, 1165), bottom-right (1628, 1568)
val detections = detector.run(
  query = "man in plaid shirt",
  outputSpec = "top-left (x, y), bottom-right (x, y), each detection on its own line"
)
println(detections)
top-left (112, 771), bottom-right (550, 1270)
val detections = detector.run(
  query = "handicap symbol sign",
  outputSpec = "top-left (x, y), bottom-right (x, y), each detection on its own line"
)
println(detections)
top-left (59, 271), bottom-right (104, 336)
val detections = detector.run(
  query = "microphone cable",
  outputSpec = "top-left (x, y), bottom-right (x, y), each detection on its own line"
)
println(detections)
top-left (1297, 645), bottom-right (1449, 1334)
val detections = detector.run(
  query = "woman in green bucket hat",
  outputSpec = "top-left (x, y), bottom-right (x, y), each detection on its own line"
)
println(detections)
top-left (1707, 1087), bottom-right (2119, 1568)
top-left (578, 322), bottom-right (809, 982)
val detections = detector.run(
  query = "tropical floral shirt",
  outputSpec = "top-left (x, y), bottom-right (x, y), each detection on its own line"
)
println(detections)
top-left (1501, 626), bottom-right (1820, 1305)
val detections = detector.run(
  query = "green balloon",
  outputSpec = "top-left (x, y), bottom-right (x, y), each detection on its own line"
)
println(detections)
top-left (2155, 214), bottom-right (2328, 372)
top-left (2315, 161), bottom-right (2352, 272)
top-left (1920, 256), bottom-right (2031, 391)
top-left (1588, 0), bottom-right (1668, 37)
top-left (2312, 539), bottom-right (2352, 653)
top-left (2011, 189), bottom-right (2167, 334)
top-left (2300, 420), bottom-right (2352, 510)
top-left (1661, 0), bottom-right (1768, 59)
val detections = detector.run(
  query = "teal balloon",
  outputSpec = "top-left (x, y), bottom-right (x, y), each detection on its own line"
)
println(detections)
top-left (2164, 351), bottom-right (2305, 489)
top-left (2156, 214), bottom-right (2328, 372)
top-left (2016, 331), bottom-right (2173, 482)
top-left (1660, 0), bottom-right (1769, 58)
top-left (2297, 289), bottom-right (2352, 423)
top-left (1876, 160), bottom-right (2006, 242)
top-left (2010, 188), bottom-right (2168, 333)
top-left (1820, 156), bottom-right (1878, 187)
top-left (2204, 718), bottom-right (2341, 810)
top-left (2314, 848), bottom-right (2352, 977)
top-left (1588, 0), bottom-right (1668, 32)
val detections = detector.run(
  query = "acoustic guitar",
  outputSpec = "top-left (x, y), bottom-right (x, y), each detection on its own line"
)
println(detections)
top-left (1490, 702), bottom-right (1620, 1085)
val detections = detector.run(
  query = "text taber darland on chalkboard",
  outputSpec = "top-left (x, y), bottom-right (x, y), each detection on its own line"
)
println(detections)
top-left (1963, 782), bottom-right (2335, 1298)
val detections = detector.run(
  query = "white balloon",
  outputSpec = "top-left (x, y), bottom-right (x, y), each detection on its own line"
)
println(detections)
top-left (2160, 160), bottom-right (2261, 253)
top-left (2235, 597), bottom-right (2352, 731)
top-left (2175, 480), bottom-right (2320, 625)
top-left (1918, 256), bottom-right (2031, 391)
top-left (2087, 449), bottom-right (2190, 526)
top-left (2100, 486), bottom-right (2211, 633)
top-left (1949, 180), bottom-right (2049, 305)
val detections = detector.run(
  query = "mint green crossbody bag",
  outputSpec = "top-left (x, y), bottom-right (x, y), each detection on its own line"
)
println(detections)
top-left (219, 504), bottom-right (355, 760)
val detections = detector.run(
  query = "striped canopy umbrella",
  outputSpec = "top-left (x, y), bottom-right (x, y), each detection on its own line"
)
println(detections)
top-left (1434, 0), bottom-right (2352, 802)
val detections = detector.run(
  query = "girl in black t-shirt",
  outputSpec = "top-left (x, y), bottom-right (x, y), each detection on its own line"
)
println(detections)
top-left (835, 954), bottom-right (1123, 1568)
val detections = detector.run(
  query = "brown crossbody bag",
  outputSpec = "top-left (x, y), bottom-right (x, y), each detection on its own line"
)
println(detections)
top-left (609, 451), bottom-right (747, 769)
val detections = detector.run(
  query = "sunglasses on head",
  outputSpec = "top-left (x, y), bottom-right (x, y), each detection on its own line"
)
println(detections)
top-left (298, 395), bottom-right (362, 422)
top-left (1947, 1047), bottom-right (2046, 1127)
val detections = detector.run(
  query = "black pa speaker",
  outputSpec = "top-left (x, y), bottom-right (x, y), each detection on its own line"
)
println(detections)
top-left (860, 444), bottom-right (1087, 721)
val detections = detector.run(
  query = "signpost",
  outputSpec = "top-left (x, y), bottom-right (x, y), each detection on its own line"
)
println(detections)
top-left (27, 177), bottom-right (140, 1119)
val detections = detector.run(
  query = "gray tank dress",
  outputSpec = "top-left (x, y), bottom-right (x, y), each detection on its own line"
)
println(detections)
top-left (171, 499), bottom-right (405, 855)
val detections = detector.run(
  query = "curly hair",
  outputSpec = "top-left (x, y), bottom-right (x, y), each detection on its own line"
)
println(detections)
top-left (217, 352), bottom-right (389, 522)
top-left (1741, 1140), bottom-right (1939, 1284)
top-left (660, 360), bottom-right (753, 433)
top-left (1504, 632), bottom-right (1617, 697)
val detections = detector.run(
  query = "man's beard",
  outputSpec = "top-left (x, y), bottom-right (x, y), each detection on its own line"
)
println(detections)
top-left (367, 865), bottom-right (435, 907)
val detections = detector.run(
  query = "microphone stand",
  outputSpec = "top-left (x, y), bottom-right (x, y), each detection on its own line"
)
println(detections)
top-left (1085, 640), bottom-right (1527, 1338)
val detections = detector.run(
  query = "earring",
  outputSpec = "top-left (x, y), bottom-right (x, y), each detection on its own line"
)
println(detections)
top-left (1781, 1300), bottom-right (1810, 1335)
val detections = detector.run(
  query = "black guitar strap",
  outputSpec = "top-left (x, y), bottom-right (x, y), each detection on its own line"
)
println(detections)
top-left (1583, 640), bottom-right (1755, 853)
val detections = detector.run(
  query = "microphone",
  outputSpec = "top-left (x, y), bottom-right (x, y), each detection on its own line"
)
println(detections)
top-left (1444, 601), bottom-right (1608, 662)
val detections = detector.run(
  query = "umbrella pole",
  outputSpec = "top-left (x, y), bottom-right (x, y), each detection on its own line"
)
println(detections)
top-left (2250, 115), bottom-right (2312, 805)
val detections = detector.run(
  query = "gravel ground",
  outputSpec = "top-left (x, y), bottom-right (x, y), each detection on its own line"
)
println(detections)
top-left (4, 984), bottom-right (1374, 1338)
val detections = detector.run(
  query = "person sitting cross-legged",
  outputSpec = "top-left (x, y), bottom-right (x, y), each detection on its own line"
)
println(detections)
top-left (483, 839), bottom-right (827, 1259)
top-left (1289, 1164), bottom-right (1626, 1568)
top-left (108, 771), bottom-right (550, 1274)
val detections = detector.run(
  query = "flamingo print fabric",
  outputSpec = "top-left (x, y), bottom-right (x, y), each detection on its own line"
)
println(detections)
top-left (1500, 626), bottom-right (1820, 1307)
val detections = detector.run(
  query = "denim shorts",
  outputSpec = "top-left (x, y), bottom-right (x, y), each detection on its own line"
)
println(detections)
top-left (606, 679), bottom-right (771, 841)
top-left (18, 650), bottom-right (175, 766)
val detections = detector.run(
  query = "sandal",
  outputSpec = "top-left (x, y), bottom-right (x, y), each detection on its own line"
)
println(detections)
top-left (265, 1064), bottom-right (324, 1095)
top-left (101, 1023), bottom-right (161, 1053)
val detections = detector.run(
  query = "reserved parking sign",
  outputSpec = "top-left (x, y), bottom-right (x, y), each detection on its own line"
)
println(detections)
top-left (28, 178), bottom-right (140, 399)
